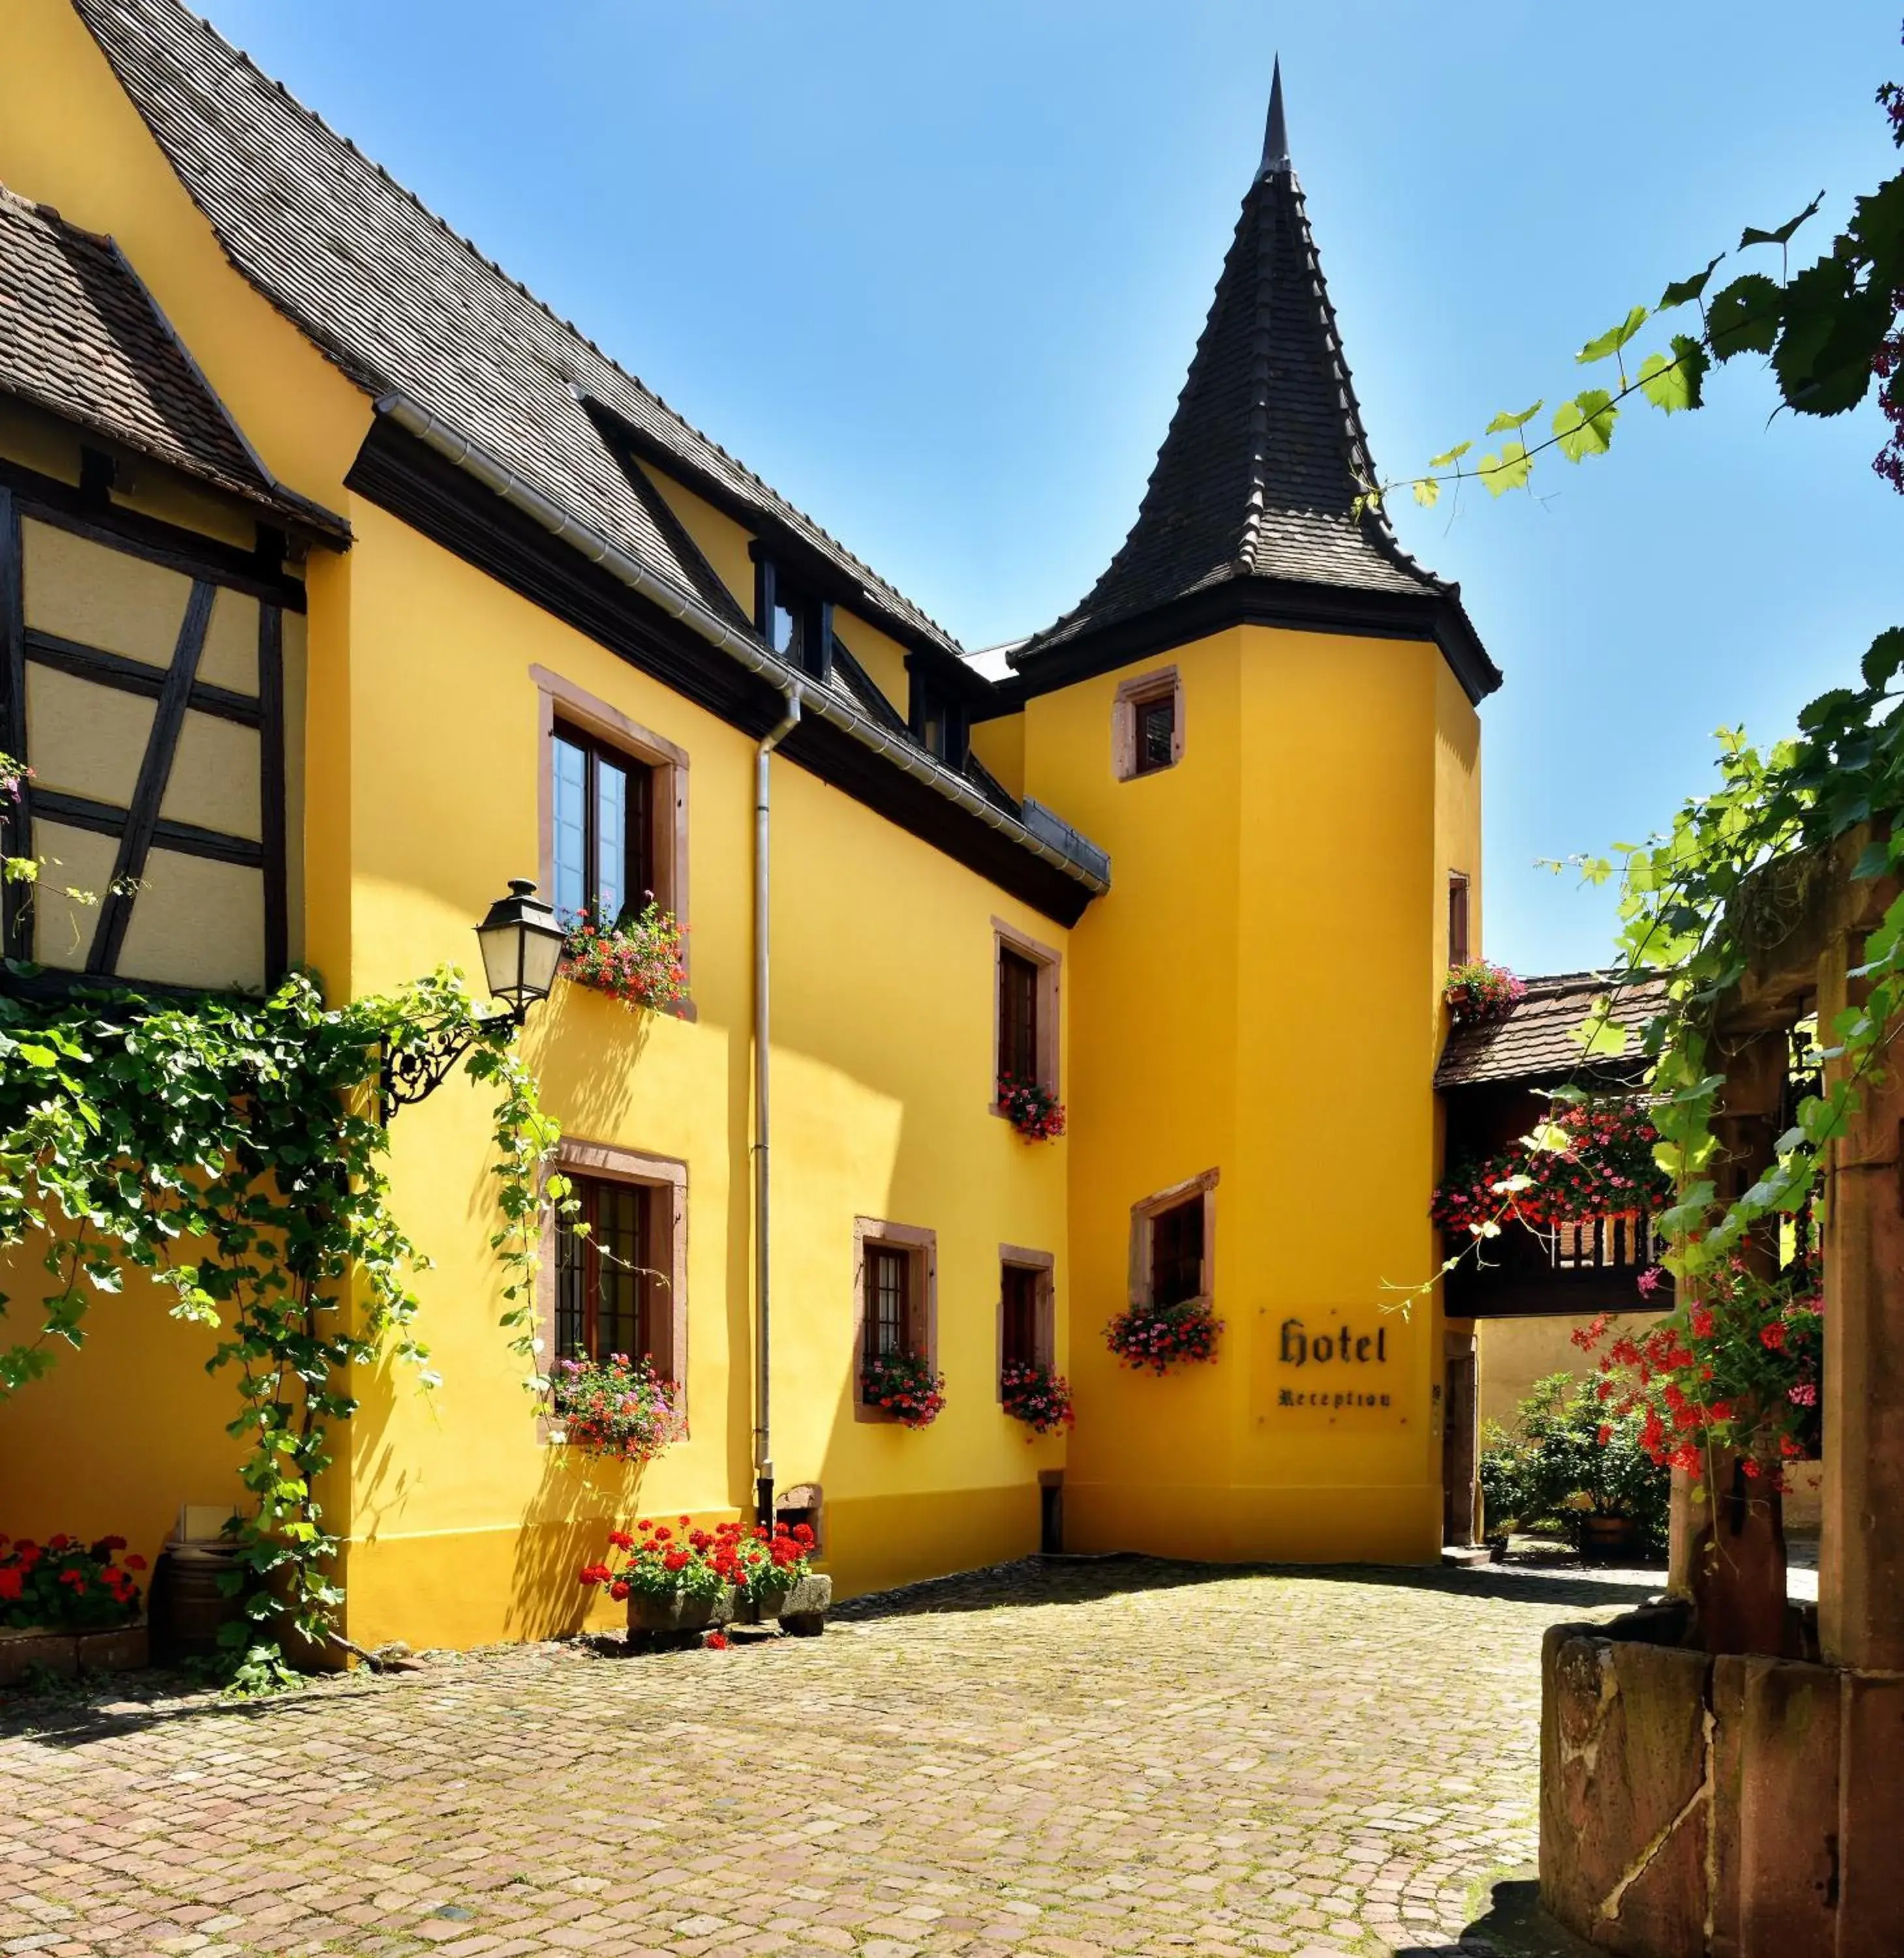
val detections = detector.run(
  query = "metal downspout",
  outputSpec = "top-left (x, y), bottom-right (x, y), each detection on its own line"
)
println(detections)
top-left (754, 681), bottom-right (803, 1530)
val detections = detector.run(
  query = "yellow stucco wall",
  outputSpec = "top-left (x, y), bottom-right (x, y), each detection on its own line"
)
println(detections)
top-left (1477, 1312), bottom-right (1662, 1435)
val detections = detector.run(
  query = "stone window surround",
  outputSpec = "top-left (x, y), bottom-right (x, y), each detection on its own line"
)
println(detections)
top-left (1128, 1168), bottom-right (1220, 1311)
top-left (990, 916), bottom-right (1062, 1115)
top-left (530, 661), bottom-right (693, 1015)
top-left (996, 1243), bottom-right (1056, 1396)
top-left (852, 1215), bottom-right (938, 1423)
top-left (1112, 664), bottom-right (1185, 781)
top-left (536, 1136), bottom-right (689, 1442)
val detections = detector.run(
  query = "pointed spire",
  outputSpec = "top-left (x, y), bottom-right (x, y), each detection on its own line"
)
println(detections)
top-left (1258, 58), bottom-right (1289, 179)
top-left (1011, 76), bottom-right (1500, 706)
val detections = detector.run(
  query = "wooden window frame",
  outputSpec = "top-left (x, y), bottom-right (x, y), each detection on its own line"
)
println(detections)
top-left (752, 551), bottom-right (834, 685)
top-left (852, 1216), bottom-right (937, 1423)
top-left (997, 1244), bottom-right (1056, 1397)
top-left (990, 917), bottom-right (1061, 1113)
top-left (536, 1138), bottom-right (688, 1437)
top-left (1113, 664), bottom-right (1184, 782)
top-left (1128, 1168), bottom-right (1220, 1313)
top-left (0, 483), bottom-right (293, 984)
top-left (532, 664), bottom-right (691, 1010)
top-left (1447, 870), bottom-right (1471, 969)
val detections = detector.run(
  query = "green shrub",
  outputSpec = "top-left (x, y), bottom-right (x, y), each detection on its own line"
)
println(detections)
top-left (1479, 1371), bottom-right (1670, 1553)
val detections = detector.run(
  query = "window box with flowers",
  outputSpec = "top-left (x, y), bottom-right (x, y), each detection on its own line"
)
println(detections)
top-left (1443, 960), bottom-right (1526, 1027)
top-left (562, 900), bottom-right (689, 1012)
top-left (997, 1076), bottom-right (1066, 1141)
top-left (859, 1351), bottom-right (947, 1428)
top-left (579, 1517), bottom-right (829, 1646)
top-left (0, 1532), bottom-right (149, 1685)
top-left (547, 1353), bottom-right (683, 1461)
top-left (1000, 1360), bottom-right (1075, 1436)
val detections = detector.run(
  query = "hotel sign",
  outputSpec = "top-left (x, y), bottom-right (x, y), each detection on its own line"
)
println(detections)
top-left (1272, 1312), bottom-right (1394, 1410)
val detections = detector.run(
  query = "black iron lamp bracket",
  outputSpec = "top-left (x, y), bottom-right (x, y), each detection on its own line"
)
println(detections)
top-left (379, 1008), bottom-right (519, 1125)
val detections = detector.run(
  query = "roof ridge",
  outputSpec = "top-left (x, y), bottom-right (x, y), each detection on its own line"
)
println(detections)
top-left (106, 2), bottom-right (960, 650)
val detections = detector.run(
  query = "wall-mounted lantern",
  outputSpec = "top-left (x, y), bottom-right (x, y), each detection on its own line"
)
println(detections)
top-left (380, 879), bottom-right (564, 1122)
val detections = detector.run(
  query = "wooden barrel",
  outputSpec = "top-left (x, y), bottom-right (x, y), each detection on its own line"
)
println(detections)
top-left (1580, 1514), bottom-right (1639, 1563)
top-left (149, 1544), bottom-right (244, 1662)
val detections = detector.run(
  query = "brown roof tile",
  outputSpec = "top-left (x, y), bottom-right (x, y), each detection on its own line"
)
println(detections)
top-left (1436, 971), bottom-right (1671, 1089)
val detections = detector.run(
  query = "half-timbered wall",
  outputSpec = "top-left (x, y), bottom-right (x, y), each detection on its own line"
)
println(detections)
top-left (0, 478), bottom-right (299, 992)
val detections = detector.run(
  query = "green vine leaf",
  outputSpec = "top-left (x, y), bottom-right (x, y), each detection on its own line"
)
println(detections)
top-left (1484, 402), bottom-right (1543, 434)
top-left (1554, 389), bottom-right (1620, 460)
top-left (1706, 273), bottom-right (1783, 359)
top-left (1738, 192), bottom-right (1824, 250)
top-left (1428, 441), bottom-right (1473, 467)
top-left (1477, 440), bottom-right (1533, 495)
top-left (1576, 306), bottom-right (1650, 365)
top-left (1860, 626), bottom-right (1904, 689)
top-left (1658, 255), bottom-right (1725, 311)
top-left (1638, 335), bottom-right (1709, 413)
top-left (1412, 477), bottom-right (1441, 508)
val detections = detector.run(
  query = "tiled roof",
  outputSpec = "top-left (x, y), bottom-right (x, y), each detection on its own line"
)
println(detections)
top-left (1013, 89), bottom-right (1497, 694)
top-left (71, 0), bottom-right (964, 656)
top-left (1436, 972), bottom-right (1672, 1089)
top-left (0, 181), bottom-right (341, 534)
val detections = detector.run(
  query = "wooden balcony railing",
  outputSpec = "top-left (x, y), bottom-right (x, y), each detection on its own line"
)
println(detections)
top-left (1443, 1211), bottom-right (1672, 1320)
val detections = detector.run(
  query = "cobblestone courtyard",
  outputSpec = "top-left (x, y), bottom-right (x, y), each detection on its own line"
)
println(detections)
top-left (0, 1558), bottom-right (1654, 1958)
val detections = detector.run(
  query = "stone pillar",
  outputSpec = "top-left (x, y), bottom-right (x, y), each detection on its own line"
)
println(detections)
top-left (1817, 932), bottom-right (1904, 1673)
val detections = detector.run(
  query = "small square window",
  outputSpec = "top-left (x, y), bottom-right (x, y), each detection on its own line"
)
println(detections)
top-left (1113, 666), bottom-right (1184, 781)
top-left (1150, 1196), bottom-right (1205, 1307)
top-left (1135, 695), bottom-right (1176, 775)
top-left (1129, 1170), bottom-right (1218, 1314)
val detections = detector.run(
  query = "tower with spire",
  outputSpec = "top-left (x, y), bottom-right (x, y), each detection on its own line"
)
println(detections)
top-left (994, 65), bottom-right (1498, 1566)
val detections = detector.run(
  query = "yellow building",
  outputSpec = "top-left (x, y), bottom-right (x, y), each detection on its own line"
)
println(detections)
top-left (0, 5), bottom-right (1498, 1649)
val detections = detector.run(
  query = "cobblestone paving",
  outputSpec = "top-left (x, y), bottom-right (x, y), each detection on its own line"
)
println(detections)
top-left (0, 1557), bottom-right (1657, 1958)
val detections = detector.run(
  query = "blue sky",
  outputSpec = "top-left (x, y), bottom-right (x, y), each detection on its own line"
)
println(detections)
top-left (201, 1), bottom-right (1904, 974)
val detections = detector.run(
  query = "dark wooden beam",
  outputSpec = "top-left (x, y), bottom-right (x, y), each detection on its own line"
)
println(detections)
top-left (24, 629), bottom-right (263, 727)
top-left (87, 580), bottom-right (215, 974)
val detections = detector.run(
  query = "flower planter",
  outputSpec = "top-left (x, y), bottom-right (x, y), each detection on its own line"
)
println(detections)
top-left (624, 1575), bottom-right (831, 1647)
top-left (1580, 1514), bottom-right (1640, 1563)
top-left (626, 1588), bottom-right (735, 1637)
top-left (742, 1574), bottom-right (832, 1637)
top-left (0, 1618), bottom-right (148, 1687)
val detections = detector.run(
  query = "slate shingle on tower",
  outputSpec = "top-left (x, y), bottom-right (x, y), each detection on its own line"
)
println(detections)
top-left (1012, 64), bottom-right (1500, 704)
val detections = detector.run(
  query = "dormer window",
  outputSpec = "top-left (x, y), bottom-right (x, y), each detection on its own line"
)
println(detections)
top-left (911, 679), bottom-right (968, 768)
top-left (754, 554), bottom-right (832, 683)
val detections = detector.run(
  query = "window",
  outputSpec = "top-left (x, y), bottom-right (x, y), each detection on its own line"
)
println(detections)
top-left (754, 555), bottom-right (833, 683)
top-left (1448, 871), bottom-right (1471, 968)
top-left (997, 1247), bottom-right (1055, 1391)
top-left (1128, 1169), bottom-right (1219, 1312)
top-left (910, 678), bottom-right (968, 768)
top-left (998, 948), bottom-right (1039, 1083)
top-left (865, 1245), bottom-right (911, 1362)
top-left (552, 721), bottom-right (653, 927)
top-left (852, 1217), bottom-right (937, 1418)
top-left (1135, 694), bottom-right (1175, 775)
top-left (557, 1175), bottom-right (662, 1363)
top-left (539, 1138), bottom-right (688, 1403)
top-left (1113, 666), bottom-right (1184, 781)
top-left (1150, 1197), bottom-right (1205, 1308)
top-left (992, 920), bottom-right (1061, 1108)
top-left (534, 667), bottom-right (690, 969)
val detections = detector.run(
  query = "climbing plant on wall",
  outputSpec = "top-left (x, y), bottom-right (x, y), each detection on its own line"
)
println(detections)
top-left (0, 958), bottom-right (559, 1692)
